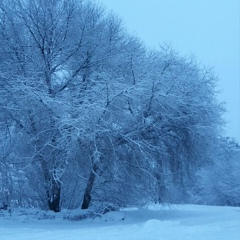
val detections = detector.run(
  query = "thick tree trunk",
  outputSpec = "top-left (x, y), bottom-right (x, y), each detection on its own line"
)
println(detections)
top-left (40, 158), bottom-right (61, 212)
top-left (81, 163), bottom-right (98, 209)
top-left (47, 183), bottom-right (61, 212)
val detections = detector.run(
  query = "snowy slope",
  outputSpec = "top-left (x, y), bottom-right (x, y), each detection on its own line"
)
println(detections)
top-left (0, 204), bottom-right (239, 240)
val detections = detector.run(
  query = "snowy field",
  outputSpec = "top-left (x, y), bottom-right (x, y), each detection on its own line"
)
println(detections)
top-left (0, 204), bottom-right (239, 240)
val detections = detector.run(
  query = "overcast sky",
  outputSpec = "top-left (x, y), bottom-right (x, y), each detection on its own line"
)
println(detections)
top-left (98, 0), bottom-right (240, 142)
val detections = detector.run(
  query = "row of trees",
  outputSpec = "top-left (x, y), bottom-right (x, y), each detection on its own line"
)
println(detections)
top-left (0, 0), bottom-right (234, 212)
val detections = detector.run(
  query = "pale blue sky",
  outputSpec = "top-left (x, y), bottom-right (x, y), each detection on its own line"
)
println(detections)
top-left (99, 0), bottom-right (240, 142)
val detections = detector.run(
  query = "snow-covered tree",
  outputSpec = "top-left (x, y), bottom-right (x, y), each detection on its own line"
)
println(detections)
top-left (196, 138), bottom-right (240, 206)
top-left (0, 0), bottom-right (226, 211)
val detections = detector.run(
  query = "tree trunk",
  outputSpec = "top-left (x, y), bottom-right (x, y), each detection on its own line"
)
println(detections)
top-left (47, 181), bottom-right (61, 212)
top-left (81, 163), bottom-right (98, 209)
top-left (40, 158), bottom-right (61, 212)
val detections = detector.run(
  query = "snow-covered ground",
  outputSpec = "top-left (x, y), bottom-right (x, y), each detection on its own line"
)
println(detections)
top-left (0, 204), bottom-right (239, 240)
